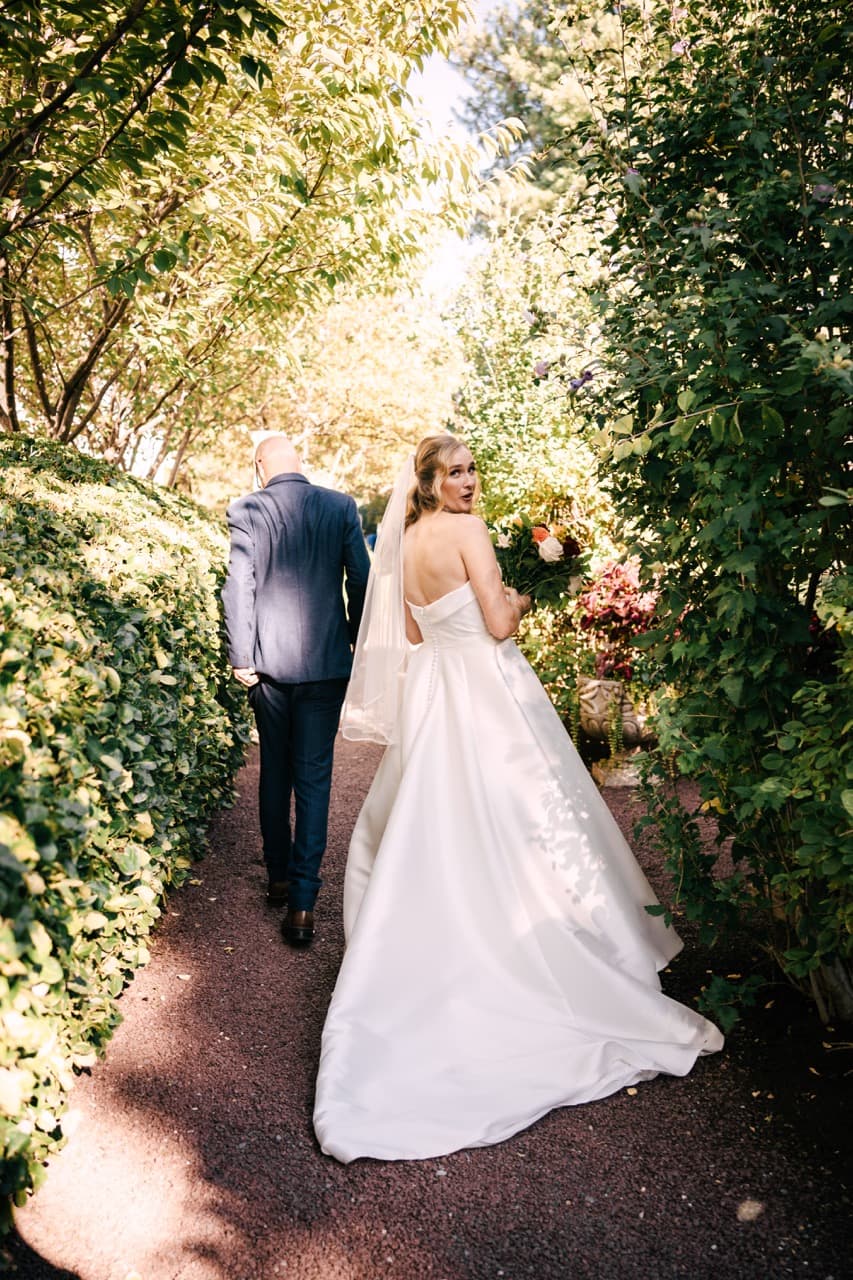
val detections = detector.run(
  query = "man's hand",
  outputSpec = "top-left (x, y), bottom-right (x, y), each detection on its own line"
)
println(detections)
top-left (233, 666), bottom-right (259, 688)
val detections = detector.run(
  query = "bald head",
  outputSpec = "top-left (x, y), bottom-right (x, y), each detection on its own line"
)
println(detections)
top-left (255, 435), bottom-right (302, 487)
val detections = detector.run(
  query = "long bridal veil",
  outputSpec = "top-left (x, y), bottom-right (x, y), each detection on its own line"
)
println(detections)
top-left (340, 454), bottom-right (414, 746)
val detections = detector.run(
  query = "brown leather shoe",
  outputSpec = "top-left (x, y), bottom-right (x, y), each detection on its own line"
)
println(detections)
top-left (282, 909), bottom-right (314, 947)
top-left (266, 880), bottom-right (289, 909)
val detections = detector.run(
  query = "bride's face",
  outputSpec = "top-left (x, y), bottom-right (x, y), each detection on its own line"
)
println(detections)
top-left (440, 446), bottom-right (477, 514)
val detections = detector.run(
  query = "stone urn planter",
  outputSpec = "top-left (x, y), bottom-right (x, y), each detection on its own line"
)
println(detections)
top-left (576, 675), bottom-right (654, 748)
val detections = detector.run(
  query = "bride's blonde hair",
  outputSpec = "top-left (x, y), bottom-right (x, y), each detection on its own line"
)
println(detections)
top-left (405, 433), bottom-right (478, 528)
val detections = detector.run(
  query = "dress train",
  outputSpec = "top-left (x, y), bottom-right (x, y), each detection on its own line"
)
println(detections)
top-left (314, 583), bottom-right (723, 1162)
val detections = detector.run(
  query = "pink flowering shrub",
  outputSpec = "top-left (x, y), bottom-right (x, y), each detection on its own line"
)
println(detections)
top-left (577, 558), bottom-right (658, 681)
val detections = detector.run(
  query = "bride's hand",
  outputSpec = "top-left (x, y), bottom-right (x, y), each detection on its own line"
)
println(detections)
top-left (505, 587), bottom-right (532, 619)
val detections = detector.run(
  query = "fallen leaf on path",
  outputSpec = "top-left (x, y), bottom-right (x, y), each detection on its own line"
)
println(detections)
top-left (736, 1199), bottom-right (764, 1222)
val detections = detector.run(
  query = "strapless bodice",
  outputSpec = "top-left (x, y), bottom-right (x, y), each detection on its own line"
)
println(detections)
top-left (405, 581), bottom-right (492, 648)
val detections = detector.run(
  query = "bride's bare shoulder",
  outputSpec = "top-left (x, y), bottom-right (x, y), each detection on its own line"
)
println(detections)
top-left (430, 511), bottom-right (486, 532)
top-left (453, 514), bottom-right (490, 542)
top-left (409, 512), bottom-right (488, 548)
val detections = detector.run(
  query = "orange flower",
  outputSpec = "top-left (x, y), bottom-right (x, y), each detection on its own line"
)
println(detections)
top-left (531, 524), bottom-right (550, 544)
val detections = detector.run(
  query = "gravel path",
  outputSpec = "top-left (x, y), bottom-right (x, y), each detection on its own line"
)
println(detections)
top-left (5, 739), bottom-right (850, 1280)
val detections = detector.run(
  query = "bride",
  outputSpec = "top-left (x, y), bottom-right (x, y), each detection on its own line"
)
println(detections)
top-left (313, 434), bottom-right (723, 1163)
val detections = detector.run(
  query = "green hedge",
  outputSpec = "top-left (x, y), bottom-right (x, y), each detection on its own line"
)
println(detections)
top-left (0, 438), bottom-right (249, 1219)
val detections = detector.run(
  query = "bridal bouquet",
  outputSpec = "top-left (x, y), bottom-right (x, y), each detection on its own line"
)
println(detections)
top-left (491, 515), bottom-right (586, 610)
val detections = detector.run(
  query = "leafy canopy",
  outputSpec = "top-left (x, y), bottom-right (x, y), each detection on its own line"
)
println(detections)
top-left (0, 1), bottom-right (478, 474)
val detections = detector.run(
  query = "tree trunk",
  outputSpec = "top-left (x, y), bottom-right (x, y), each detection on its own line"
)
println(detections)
top-left (816, 956), bottom-right (853, 1024)
top-left (164, 422), bottom-right (194, 488)
top-left (0, 248), bottom-right (19, 432)
top-left (54, 296), bottom-right (130, 441)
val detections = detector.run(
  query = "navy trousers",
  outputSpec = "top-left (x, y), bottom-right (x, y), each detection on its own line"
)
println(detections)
top-left (249, 677), bottom-right (348, 912)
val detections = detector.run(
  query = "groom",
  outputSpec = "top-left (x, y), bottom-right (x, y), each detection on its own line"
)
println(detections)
top-left (222, 434), bottom-right (370, 947)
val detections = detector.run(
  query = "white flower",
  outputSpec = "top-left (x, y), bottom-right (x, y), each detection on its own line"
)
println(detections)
top-left (538, 536), bottom-right (564, 563)
top-left (496, 532), bottom-right (512, 548)
top-left (568, 574), bottom-right (584, 595)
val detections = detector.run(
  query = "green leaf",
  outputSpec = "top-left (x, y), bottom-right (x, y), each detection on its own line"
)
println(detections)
top-left (720, 675), bottom-right (743, 706)
top-left (761, 404), bottom-right (785, 433)
top-left (152, 249), bottom-right (177, 272)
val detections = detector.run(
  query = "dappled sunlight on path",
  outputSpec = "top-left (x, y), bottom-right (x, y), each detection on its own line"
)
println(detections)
top-left (12, 743), bottom-right (850, 1280)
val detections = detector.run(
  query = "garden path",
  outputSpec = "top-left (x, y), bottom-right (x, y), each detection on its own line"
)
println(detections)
top-left (6, 740), bottom-right (850, 1280)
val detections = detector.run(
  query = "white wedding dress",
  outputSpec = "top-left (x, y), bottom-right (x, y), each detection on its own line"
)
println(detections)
top-left (314, 581), bottom-right (723, 1163)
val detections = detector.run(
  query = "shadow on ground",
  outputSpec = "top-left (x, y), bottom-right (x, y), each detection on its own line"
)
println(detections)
top-left (2, 1236), bottom-right (80, 1279)
top-left (11, 743), bottom-right (852, 1280)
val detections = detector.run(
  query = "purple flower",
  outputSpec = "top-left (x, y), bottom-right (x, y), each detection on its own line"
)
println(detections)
top-left (811, 183), bottom-right (836, 204)
top-left (672, 39), bottom-right (689, 55)
top-left (569, 370), bottom-right (594, 391)
top-left (533, 360), bottom-right (550, 378)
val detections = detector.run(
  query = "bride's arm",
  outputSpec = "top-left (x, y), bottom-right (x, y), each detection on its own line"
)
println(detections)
top-left (458, 518), bottom-right (530, 640)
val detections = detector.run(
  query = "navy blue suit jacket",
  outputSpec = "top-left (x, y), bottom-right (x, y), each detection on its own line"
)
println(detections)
top-left (222, 473), bottom-right (370, 683)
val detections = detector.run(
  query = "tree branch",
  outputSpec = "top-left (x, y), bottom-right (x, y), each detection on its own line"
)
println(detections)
top-left (0, 0), bottom-right (153, 169)
top-left (72, 346), bottom-right (139, 439)
top-left (3, 4), bottom-right (218, 239)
